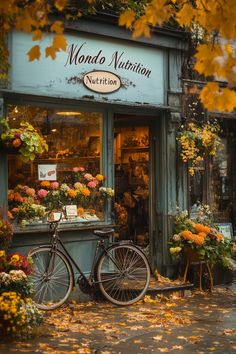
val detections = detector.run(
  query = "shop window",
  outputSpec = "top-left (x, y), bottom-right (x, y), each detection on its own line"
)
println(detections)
top-left (6, 104), bottom-right (112, 227)
top-left (209, 120), bottom-right (236, 232)
top-left (189, 162), bottom-right (206, 218)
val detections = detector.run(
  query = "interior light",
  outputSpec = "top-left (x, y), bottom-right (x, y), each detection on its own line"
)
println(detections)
top-left (51, 129), bottom-right (57, 133)
top-left (56, 111), bottom-right (82, 116)
top-left (14, 106), bottom-right (18, 113)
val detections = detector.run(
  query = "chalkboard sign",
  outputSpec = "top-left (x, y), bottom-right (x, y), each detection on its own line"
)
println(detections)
top-left (215, 223), bottom-right (233, 239)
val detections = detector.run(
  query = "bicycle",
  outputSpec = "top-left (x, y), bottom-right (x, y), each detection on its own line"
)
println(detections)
top-left (28, 213), bottom-right (151, 310)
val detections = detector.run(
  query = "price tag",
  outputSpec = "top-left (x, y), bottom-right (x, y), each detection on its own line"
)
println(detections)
top-left (65, 205), bottom-right (77, 218)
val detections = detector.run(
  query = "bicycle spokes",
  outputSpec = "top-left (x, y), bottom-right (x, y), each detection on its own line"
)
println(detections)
top-left (97, 244), bottom-right (150, 305)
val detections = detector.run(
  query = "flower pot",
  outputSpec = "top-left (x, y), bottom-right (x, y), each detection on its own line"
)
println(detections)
top-left (184, 249), bottom-right (201, 262)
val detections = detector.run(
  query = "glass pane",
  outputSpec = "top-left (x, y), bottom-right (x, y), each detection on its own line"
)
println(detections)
top-left (6, 105), bottom-right (108, 226)
top-left (210, 120), bottom-right (236, 232)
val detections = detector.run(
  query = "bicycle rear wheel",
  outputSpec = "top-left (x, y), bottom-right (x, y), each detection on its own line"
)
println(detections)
top-left (28, 246), bottom-right (73, 310)
top-left (96, 244), bottom-right (150, 305)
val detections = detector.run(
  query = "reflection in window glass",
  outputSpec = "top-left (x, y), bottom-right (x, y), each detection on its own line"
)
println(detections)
top-left (6, 105), bottom-right (112, 226)
top-left (210, 120), bottom-right (236, 232)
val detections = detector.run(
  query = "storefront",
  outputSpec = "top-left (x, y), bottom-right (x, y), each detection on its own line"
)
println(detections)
top-left (0, 17), bottom-right (187, 276)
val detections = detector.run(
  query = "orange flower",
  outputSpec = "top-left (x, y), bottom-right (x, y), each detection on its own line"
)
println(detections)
top-left (14, 192), bottom-right (24, 203)
top-left (40, 180), bottom-right (51, 188)
top-left (192, 234), bottom-right (205, 245)
top-left (198, 232), bottom-right (207, 239)
top-left (181, 230), bottom-right (193, 240)
top-left (8, 192), bottom-right (15, 202)
top-left (77, 207), bottom-right (84, 216)
top-left (67, 189), bottom-right (77, 198)
top-left (7, 211), bottom-right (13, 220)
top-left (216, 233), bottom-right (223, 242)
top-left (11, 207), bottom-right (19, 213)
top-left (81, 188), bottom-right (91, 197)
top-left (194, 224), bottom-right (210, 235)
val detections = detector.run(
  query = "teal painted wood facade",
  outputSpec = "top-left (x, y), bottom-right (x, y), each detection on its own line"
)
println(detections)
top-left (0, 17), bottom-right (188, 277)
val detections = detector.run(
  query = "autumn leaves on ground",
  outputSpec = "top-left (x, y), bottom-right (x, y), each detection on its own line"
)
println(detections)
top-left (0, 287), bottom-right (235, 354)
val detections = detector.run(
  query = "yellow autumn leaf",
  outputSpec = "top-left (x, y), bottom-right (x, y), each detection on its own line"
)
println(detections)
top-left (176, 3), bottom-right (195, 27)
top-left (188, 335), bottom-right (201, 343)
top-left (51, 21), bottom-right (64, 34)
top-left (195, 44), bottom-right (223, 76)
top-left (200, 82), bottom-right (236, 112)
top-left (133, 16), bottom-right (150, 38)
top-left (52, 34), bottom-right (67, 51)
top-left (153, 335), bottom-right (163, 341)
top-left (32, 29), bottom-right (43, 41)
top-left (119, 10), bottom-right (136, 29)
top-left (55, 0), bottom-right (68, 12)
top-left (27, 45), bottom-right (41, 61)
top-left (172, 345), bottom-right (183, 350)
top-left (45, 46), bottom-right (58, 60)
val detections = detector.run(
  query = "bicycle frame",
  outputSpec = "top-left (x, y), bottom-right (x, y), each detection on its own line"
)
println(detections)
top-left (42, 222), bottom-right (124, 287)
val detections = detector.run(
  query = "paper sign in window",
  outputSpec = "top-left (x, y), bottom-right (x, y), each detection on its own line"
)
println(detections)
top-left (38, 165), bottom-right (57, 181)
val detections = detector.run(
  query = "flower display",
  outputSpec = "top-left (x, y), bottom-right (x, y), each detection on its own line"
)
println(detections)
top-left (0, 270), bottom-right (32, 298)
top-left (0, 118), bottom-right (48, 163)
top-left (11, 200), bottom-right (46, 225)
top-left (178, 121), bottom-right (222, 175)
top-left (0, 248), bottom-right (43, 339)
top-left (8, 167), bottom-right (114, 223)
top-left (169, 209), bottom-right (236, 270)
top-left (0, 216), bottom-right (13, 251)
top-left (0, 291), bottom-right (42, 338)
top-left (0, 252), bottom-right (33, 275)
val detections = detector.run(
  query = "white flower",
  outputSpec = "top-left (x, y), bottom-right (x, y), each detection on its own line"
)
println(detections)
top-left (9, 270), bottom-right (27, 282)
top-left (0, 272), bottom-right (11, 285)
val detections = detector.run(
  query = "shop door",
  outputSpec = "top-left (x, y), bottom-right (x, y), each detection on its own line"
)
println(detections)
top-left (114, 115), bottom-right (151, 250)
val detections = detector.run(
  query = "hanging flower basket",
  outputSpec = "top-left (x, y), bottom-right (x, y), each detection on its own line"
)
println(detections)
top-left (0, 118), bottom-right (48, 162)
top-left (178, 121), bottom-right (222, 175)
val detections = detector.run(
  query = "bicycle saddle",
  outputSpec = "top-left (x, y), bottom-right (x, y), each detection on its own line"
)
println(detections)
top-left (93, 228), bottom-right (114, 237)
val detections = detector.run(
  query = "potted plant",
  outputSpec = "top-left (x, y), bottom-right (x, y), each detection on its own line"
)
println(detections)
top-left (178, 121), bottom-right (222, 175)
top-left (0, 118), bottom-right (48, 162)
top-left (169, 207), bottom-right (236, 271)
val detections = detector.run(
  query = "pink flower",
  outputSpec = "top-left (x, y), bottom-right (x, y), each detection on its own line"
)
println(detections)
top-left (84, 173), bottom-right (93, 181)
top-left (87, 181), bottom-right (97, 188)
top-left (73, 166), bottom-right (85, 172)
top-left (50, 182), bottom-right (59, 190)
top-left (37, 189), bottom-right (48, 198)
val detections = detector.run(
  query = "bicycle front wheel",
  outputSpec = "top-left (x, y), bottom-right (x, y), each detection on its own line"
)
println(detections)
top-left (28, 247), bottom-right (74, 310)
top-left (96, 244), bottom-right (150, 306)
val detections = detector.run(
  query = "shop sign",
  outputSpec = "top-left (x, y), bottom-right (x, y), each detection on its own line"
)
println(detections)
top-left (83, 70), bottom-right (121, 93)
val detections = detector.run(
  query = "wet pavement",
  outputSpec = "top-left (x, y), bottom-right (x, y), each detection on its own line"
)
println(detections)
top-left (0, 283), bottom-right (235, 354)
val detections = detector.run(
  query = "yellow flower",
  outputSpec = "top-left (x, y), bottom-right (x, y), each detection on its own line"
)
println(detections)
top-left (9, 254), bottom-right (20, 263)
top-left (96, 174), bottom-right (104, 182)
top-left (67, 189), bottom-right (77, 198)
top-left (0, 250), bottom-right (6, 257)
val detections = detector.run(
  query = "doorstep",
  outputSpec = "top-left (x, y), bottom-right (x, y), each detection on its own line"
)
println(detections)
top-left (146, 276), bottom-right (194, 298)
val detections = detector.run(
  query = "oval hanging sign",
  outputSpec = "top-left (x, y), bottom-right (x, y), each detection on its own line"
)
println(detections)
top-left (83, 70), bottom-right (121, 94)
